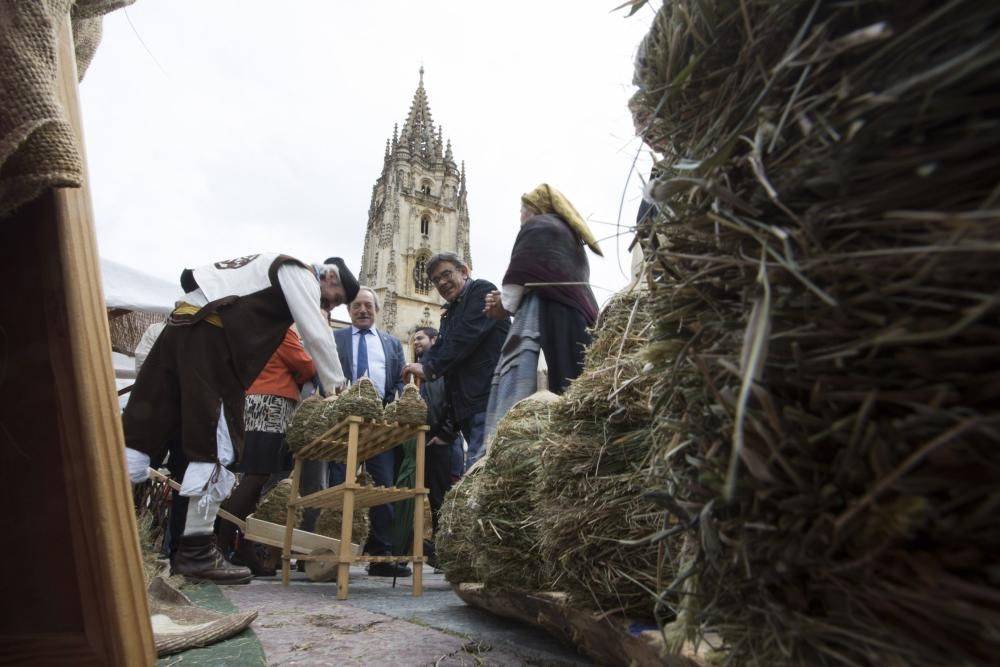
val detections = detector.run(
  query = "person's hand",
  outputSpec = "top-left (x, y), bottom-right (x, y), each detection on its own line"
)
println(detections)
top-left (428, 436), bottom-right (446, 446)
top-left (483, 290), bottom-right (509, 320)
top-left (402, 362), bottom-right (425, 381)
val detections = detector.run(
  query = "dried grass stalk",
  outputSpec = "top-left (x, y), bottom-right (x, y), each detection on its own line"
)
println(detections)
top-left (392, 382), bottom-right (428, 425)
top-left (251, 478), bottom-right (301, 526)
top-left (472, 395), bottom-right (557, 592)
top-left (631, 1), bottom-right (1000, 664)
top-left (436, 461), bottom-right (485, 584)
top-left (538, 423), bottom-right (678, 617)
top-left (315, 507), bottom-right (369, 546)
top-left (332, 376), bottom-right (384, 423)
top-left (557, 290), bottom-right (655, 426)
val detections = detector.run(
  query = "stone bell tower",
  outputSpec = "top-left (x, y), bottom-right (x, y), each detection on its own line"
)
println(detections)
top-left (359, 68), bottom-right (472, 350)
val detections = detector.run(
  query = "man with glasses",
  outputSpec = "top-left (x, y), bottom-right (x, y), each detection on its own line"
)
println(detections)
top-left (402, 252), bottom-right (509, 470)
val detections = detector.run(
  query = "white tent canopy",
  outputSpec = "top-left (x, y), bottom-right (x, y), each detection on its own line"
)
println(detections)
top-left (102, 257), bottom-right (182, 314)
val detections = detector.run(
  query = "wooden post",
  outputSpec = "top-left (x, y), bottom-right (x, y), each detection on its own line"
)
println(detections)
top-left (281, 458), bottom-right (303, 586)
top-left (336, 421), bottom-right (361, 600)
top-left (0, 15), bottom-right (155, 665)
top-left (412, 427), bottom-right (427, 596)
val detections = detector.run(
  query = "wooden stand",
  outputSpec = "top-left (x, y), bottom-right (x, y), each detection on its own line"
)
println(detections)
top-left (280, 416), bottom-right (429, 599)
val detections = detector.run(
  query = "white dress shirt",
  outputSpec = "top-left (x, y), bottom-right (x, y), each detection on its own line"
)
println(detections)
top-left (351, 325), bottom-right (387, 400)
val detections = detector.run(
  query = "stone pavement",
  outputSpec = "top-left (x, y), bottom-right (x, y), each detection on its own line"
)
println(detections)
top-left (222, 564), bottom-right (592, 666)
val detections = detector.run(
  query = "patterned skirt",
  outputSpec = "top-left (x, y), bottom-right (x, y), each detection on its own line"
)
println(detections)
top-left (239, 394), bottom-right (296, 474)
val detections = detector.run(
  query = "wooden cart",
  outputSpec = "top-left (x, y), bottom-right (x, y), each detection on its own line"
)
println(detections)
top-left (280, 415), bottom-right (429, 599)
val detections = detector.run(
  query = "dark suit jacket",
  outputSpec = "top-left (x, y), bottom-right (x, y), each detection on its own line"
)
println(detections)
top-left (421, 278), bottom-right (511, 421)
top-left (333, 326), bottom-right (406, 404)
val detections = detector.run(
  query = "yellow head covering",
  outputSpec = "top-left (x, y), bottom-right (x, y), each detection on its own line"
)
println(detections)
top-left (521, 184), bottom-right (603, 257)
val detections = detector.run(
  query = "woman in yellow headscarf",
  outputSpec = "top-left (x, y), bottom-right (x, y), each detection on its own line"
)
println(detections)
top-left (484, 184), bottom-right (601, 397)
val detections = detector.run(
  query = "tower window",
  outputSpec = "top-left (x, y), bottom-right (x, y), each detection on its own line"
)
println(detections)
top-left (420, 214), bottom-right (430, 236)
top-left (420, 181), bottom-right (432, 195)
top-left (413, 255), bottom-right (431, 294)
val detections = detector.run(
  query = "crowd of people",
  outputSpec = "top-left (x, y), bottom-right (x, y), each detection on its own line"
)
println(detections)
top-left (123, 184), bottom-right (601, 584)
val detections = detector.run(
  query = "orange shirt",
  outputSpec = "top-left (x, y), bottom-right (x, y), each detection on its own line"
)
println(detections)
top-left (246, 328), bottom-right (317, 400)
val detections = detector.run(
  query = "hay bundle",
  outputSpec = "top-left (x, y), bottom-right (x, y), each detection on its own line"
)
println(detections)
top-left (631, 1), bottom-right (1000, 665)
top-left (538, 423), bottom-right (676, 617)
top-left (286, 396), bottom-right (334, 453)
top-left (315, 507), bottom-right (369, 547)
top-left (435, 461), bottom-right (485, 584)
top-left (393, 381), bottom-right (427, 425)
top-left (250, 479), bottom-right (301, 526)
top-left (382, 400), bottom-right (397, 423)
top-left (472, 393), bottom-right (557, 592)
top-left (557, 290), bottom-right (655, 426)
top-left (332, 376), bottom-right (384, 423)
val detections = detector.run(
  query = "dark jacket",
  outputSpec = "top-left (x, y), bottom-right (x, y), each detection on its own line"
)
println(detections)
top-left (418, 352), bottom-right (457, 442)
top-left (421, 278), bottom-right (511, 421)
top-left (333, 326), bottom-right (406, 404)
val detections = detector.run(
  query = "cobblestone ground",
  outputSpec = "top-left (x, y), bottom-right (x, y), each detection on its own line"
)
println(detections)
top-left (222, 565), bottom-right (592, 667)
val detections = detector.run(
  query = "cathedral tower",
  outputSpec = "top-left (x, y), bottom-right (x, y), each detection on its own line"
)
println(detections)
top-left (359, 68), bottom-right (472, 346)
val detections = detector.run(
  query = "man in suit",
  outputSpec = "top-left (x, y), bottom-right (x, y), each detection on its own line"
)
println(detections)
top-left (402, 252), bottom-right (510, 470)
top-left (330, 286), bottom-right (409, 577)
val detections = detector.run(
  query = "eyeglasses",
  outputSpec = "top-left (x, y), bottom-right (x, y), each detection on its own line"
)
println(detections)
top-left (429, 269), bottom-right (457, 286)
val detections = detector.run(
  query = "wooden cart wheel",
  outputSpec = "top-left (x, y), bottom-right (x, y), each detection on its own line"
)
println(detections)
top-left (304, 548), bottom-right (339, 582)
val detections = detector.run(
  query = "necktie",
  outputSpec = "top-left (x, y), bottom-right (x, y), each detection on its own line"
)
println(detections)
top-left (355, 329), bottom-right (370, 381)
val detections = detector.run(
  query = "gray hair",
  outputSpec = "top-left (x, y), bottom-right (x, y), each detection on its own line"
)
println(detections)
top-left (425, 252), bottom-right (468, 279)
top-left (354, 286), bottom-right (380, 310)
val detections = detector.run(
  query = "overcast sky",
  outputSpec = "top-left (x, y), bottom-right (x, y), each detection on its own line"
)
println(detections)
top-left (80, 1), bottom-right (657, 320)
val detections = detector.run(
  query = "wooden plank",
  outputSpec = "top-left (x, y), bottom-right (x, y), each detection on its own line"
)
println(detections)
top-left (296, 418), bottom-right (427, 463)
top-left (294, 483), bottom-right (425, 512)
top-left (336, 420), bottom-right (361, 599)
top-left (412, 428), bottom-right (426, 597)
top-left (281, 459), bottom-right (303, 585)
top-left (452, 584), bottom-right (707, 667)
top-left (0, 15), bottom-right (155, 666)
top-left (244, 517), bottom-right (361, 556)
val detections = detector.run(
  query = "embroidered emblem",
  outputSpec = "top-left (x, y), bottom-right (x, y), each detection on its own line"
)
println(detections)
top-left (214, 254), bottom-right (260, 270)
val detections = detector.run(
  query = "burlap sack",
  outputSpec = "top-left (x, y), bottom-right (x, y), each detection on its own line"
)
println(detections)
top-left (0, 0), bottom-right (133, 219)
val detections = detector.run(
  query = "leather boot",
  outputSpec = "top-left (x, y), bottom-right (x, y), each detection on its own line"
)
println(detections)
top-left (171, 534), bottom-right (253, 584)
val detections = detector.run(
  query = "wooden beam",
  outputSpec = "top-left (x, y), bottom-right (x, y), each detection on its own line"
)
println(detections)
top-left (452, 584), bottom-right (708, 667)
top-left (0, 15), bottom-right (155, 665)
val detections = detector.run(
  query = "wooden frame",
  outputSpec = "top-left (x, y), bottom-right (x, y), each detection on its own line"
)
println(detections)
top-left (0, 16), bottom-right (155, 666)
top-left (280, 416), bottom-right (428, 599)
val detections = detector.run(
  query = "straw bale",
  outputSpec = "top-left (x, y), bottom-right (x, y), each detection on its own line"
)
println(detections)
top-left (251, 479), bottom-right (301, 526)
top-left (435, 461), bottom-right (485, 584)
top-left (393, 382), bottom-right (427, 425)
top-left (630, 1), bottom-right (1000, 664)
top-left (538, 423), bottom-right (677, 617)
top-left (332, 377), bottom-right (384, 423)
top-left (315, 507), bottom-right (369, 547)
top-left (286, 396), bottom-right (328, 453)
top-left (472, 394), bottom-right (557, 592)
top-left (557, 290), bottom-right (655, 426)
